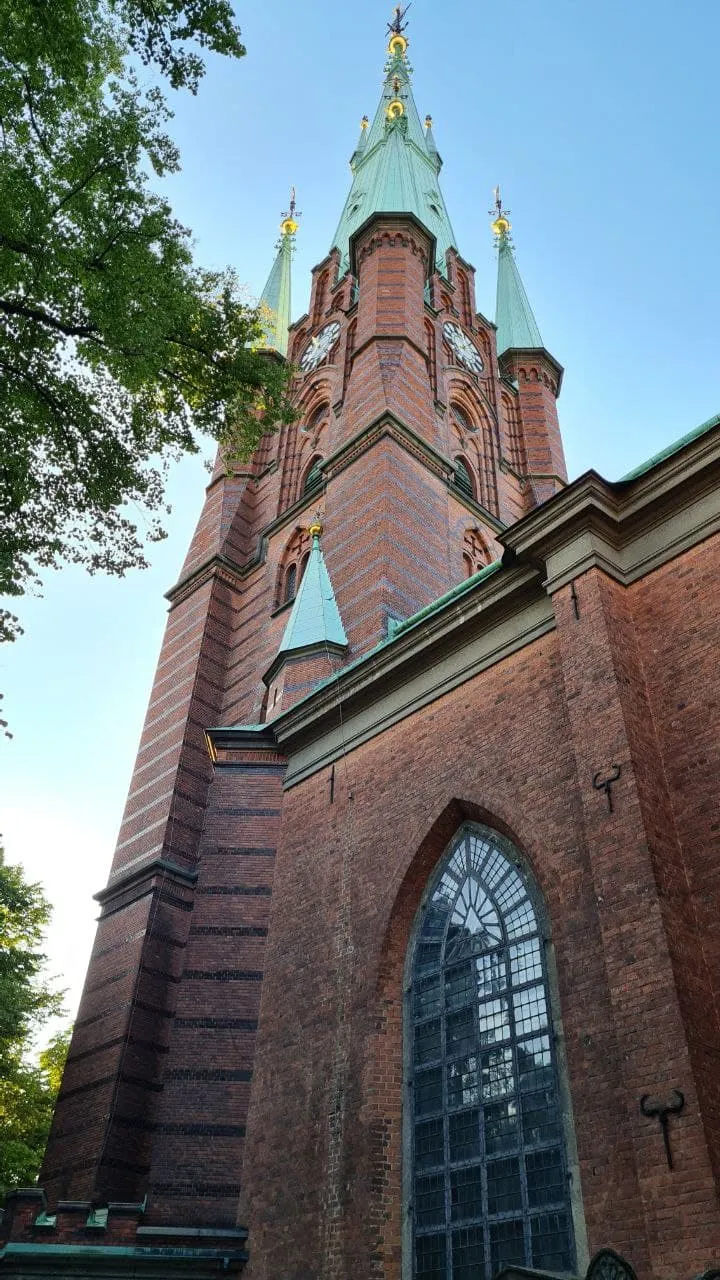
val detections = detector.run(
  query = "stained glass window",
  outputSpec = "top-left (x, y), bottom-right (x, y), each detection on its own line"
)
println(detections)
top-left (409, 826), bottom-right (576, 1279)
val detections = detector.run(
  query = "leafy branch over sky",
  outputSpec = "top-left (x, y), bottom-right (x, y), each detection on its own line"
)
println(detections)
top-left (0, 0), bottom-right (295, 643)
top-left (0, 850), bottom-right (70, 1196)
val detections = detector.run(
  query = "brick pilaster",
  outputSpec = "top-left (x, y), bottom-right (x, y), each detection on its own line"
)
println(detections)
top-left (553, 568), bottom-right (720, 1271)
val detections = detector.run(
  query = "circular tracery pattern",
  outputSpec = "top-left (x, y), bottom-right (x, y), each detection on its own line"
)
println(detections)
top-left (300, 321), bottom-right (340, 372)
top-left (410, 826), bottom-right (576, 1280)
top-left (443, 322), bottom-right (484, 374)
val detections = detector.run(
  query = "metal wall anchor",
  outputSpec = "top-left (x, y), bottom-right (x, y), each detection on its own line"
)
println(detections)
top-left (640, 1089), bottom-right (685, 1169)
top-left (592, 764), bottom-right (621, 812)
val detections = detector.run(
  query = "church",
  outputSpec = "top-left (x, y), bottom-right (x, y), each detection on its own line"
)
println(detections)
top-left (2, 10), bottom-right (720, 1280)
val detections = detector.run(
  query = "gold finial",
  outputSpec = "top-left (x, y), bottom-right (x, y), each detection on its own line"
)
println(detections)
top-left (360, 114), bottom-right (369, 131)
top-left (387, 3), bottom-right (410, 55)
top-left (280, 185), bottom-right (300, 237)
top-left (425, 114), bottom-right (433, 129)
top-left (489, 185), bottom-right (511, 240)
top-left (308, 515), bottom-right (323, 539)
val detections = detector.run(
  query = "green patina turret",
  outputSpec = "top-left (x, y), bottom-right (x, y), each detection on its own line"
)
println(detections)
top-left (331, 22), bottom-right (457, 277)
top-left (258, 190), bottom-right (299, 357)
top-left (275, 519), bottom-right (348, 662)
top-left (492, 195), bottom-right (544, 356)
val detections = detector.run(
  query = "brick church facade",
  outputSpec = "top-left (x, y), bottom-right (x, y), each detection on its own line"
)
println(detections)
top-left (3, 17), bottom-right (720, 1280)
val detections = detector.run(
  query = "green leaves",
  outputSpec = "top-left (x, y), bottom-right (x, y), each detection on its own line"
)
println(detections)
top-left (0, 854), bottom-right (70, 1197)
top-left (0, 1), bottom-right (294, 642)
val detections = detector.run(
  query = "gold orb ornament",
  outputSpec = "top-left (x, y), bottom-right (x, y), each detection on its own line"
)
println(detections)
top-left (388, 32), bottom-right (408, 56)
top-left (491, 215), bottom-right (511, 238)
top-left (281, 217), bottom-right (299, 236)
top-left (308, 518), bottom-right (323, 539)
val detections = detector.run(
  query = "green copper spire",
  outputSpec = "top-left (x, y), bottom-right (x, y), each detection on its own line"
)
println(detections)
top-left (277, 519), bottom-right (348, 657)
top-left (258, 190), bottom-right (299, 357)
top-left (492, 190), bottom-right (543, 356)
top-left (331, 10), bottom-right (457, 277)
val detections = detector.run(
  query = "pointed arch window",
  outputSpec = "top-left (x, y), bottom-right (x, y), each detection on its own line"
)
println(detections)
top-left (453, 458), bottom-right (475, 500)
top-left (303, 456), bottom-right (324, 494)
top-left (408, 825), bottom-right (576, 1278)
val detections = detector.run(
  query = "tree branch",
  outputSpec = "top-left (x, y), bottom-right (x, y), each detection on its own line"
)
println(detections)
top-left (0, 298), bottom-right (99, 339)
top-left (50, 159), bottom-right (121, 219)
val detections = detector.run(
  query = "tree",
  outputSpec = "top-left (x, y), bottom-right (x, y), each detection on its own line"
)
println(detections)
top-left (0, 1), bottom-right (295, 643)
top-left (0, 852), bottom-right (70, 1197)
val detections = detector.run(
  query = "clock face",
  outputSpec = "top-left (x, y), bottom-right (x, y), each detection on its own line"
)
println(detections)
top-left (443, 322), bottom-right (484, 374)
top-left (300, 321), bottom-right (341, 372)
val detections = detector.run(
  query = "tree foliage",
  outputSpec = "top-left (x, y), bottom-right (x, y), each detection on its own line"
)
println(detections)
top-left (0, 0), bottom-right (294, 643)
top-left (0, 853), bottom-right (70, 1197)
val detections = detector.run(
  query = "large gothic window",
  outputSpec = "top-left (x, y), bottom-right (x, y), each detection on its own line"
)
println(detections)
top-left (408, 826), bottom-right (576, 1279)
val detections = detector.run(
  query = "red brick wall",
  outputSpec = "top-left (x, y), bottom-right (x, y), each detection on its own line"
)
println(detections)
top-left (241, 552), bottom-right (720, 1280)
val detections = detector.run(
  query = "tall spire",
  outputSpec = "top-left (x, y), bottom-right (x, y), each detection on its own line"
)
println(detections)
top-left (331, 9), bottom-right (457, 277)
top-left (258, 189), bottom-right (299, 357)
top-left (492, 189), bottom-right (543, 356)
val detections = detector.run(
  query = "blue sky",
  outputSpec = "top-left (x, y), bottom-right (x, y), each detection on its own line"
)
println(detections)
top-left (2, 0), bottom-right (719, 1028)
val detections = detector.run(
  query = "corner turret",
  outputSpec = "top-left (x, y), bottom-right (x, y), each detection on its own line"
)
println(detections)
top-left (491, 191), bottom-right (566, 501)
top-left (258, 189), bottom-right (299, 357)
top-left (264, 518), bottom-right (348, 717)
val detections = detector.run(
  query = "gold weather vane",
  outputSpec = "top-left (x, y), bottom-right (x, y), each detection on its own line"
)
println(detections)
top-left (490, 186), bottom-right (512, 240)
top-left (388, 3), bottom-right (411, 36)
top-left (387, 3), bottom-right (411, 55)
top-left (280, 186), bottom-right (301, 237)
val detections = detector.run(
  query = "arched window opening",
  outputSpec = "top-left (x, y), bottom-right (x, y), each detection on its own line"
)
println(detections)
top-left (344, 317), bottom-right (357, 392)
top-left (462, 553), bottom-right (474, 579)
top-left (458, 271), bottom-right (472, 328)
top-left (300, 550), bottom-right (310, 582)
top-left (452, 404), bottom-right (475, 437)
top-left (303, 456), bottom-right (324, 495)
top-left (275, 527), bottom-right (309, 609)
top-left (408, 825), bottom-right (577, 1278)
top-left (503, 393), bottom-right (527, 475)
top-left (304, 402), bottom-right (329, 436)
top-left (312, 270), bottom-right (329, 327)
top-left (454, 457), bottom-right (475, 500)
top-left (425, 320), bottom-right (437, 398)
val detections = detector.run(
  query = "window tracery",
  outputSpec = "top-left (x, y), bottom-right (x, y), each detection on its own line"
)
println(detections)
top-left (408, 825), bottom-right (576, 1279)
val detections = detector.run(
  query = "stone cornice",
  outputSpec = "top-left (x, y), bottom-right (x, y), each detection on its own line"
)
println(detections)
top-left (500, 346), bottom-right (564, 397)
top-left (202, 418), bottom-right (720, 787)
top-left (272, 564), bottom-right (552, 788)
top-left (95, 859), bottom-right (198, 919)
top-left (501, 422), bottom-right (720, 591)
top-left (262, 639), bottom-right (349, 689)
top-left (324, 411), bottom-right (454, 484)
top-left (349, 212), bottom-right (437, 277)
top-left (205, 724), bottom-right (285, 768)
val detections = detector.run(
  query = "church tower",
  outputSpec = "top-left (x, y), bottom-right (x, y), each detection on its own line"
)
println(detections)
top-left (5, 10), bottom-right (720, 1280)
top-left (28, 5), bottom-right (569, 1223)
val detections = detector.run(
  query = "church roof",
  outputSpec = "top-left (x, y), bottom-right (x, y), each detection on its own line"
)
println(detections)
top-left (330, 34), bottom-right (457, 277)
top-left (277, 523), bottom-right (348, 657)
top-left (494, 224), bottom-right (543, 356)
